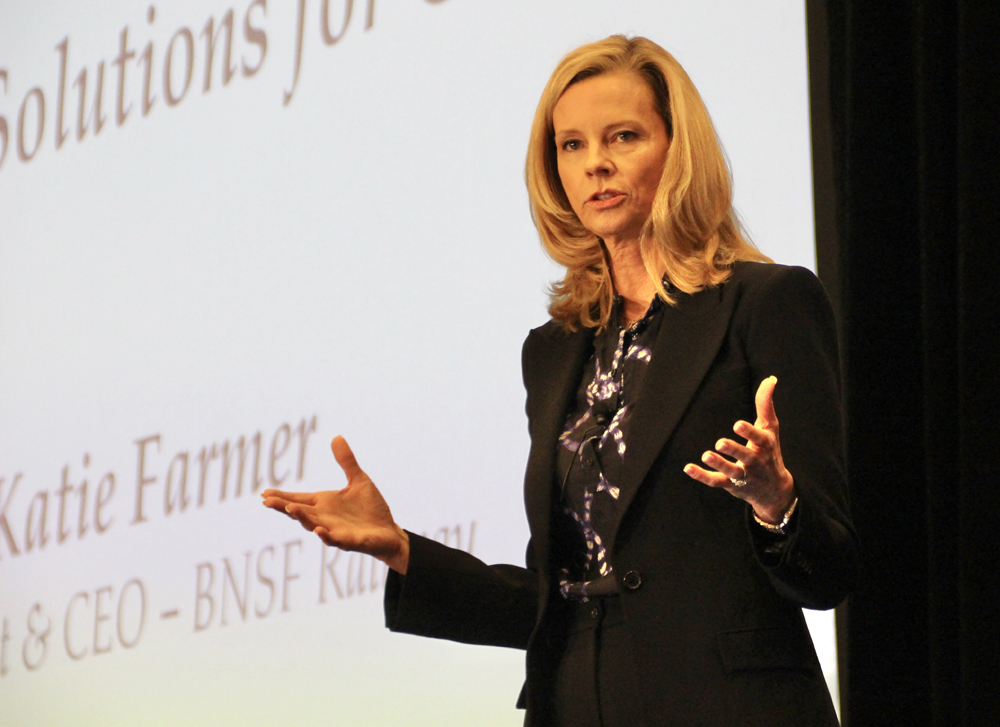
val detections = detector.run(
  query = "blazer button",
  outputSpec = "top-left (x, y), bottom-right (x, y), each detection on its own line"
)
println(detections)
top-left (622, 570), bottom-right (642, 590)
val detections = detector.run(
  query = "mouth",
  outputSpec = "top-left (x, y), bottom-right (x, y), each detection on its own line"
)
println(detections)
top-left (586, 189), bottom-right (626, 209)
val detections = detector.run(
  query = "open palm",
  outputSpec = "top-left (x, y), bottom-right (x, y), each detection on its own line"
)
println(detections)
top-left (261, 436), bottom-right (410, 572)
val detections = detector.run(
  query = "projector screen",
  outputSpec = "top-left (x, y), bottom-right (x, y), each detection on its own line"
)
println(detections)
top-left (0, 1), bottom-right (836, 724)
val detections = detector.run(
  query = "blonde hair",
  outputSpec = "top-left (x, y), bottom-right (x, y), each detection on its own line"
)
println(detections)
top-left (526, 35), bottom-right (770, 330)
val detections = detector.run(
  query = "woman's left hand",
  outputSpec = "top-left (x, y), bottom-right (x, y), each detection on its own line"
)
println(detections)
top-left (683, 376), bottom-right (796, 524)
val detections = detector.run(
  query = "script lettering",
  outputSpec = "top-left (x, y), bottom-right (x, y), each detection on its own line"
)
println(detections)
top-left (54, 37), bottom-right (70, 148)
top-left (16, 87), bottom-right (45, 162)
top-left (242, 0), bottom-right (268, 77)
top-left (138, 6), bottom-right (157, 116)
top-left (201, 9), bottom-right (237, 92)
top-left (111, 26), bottom-right (135, 126)
top-left (0, 474), bottom-right (22, 558)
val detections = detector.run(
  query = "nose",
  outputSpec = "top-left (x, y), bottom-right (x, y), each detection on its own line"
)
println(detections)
top-left (585, 145), bottom-right (614, 177)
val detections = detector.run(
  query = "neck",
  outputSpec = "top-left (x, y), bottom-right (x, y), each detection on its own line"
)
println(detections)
top-left (605, 237), bottom-right (657, 323)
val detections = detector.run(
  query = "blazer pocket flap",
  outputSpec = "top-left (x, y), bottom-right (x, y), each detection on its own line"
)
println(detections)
top-left (716, 626), bottom-right (817, 673)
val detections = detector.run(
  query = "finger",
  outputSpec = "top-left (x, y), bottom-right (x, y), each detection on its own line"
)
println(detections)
top-left (314, 524), bottom-right (360, 551)
top-left (732, 421), bottom-right (773, 449)
top-left (260, 490), bottom-right (317, 504)
top-left (284, 503), bottom-right (321, 532)
top-left (262, 497), bottom-right (299, 515)
top-left (263, 490), bottom-right (316, 510)
top-left (683, 463), bottom-right (732, 488)
top-left (715, 437), bottom-right (754, 464)
top-left (263, 498), bottom-right (316, 528)
top-left (754, 376), bottom-right (779, 428)
top-left (314, 526), bottom-right (336, 547)
top-left (331, 436), bottom-right (363, 481)
top-left (701, 451), bottom-right (746, 481)
top-left (284, 501), bottom-right (318, 518)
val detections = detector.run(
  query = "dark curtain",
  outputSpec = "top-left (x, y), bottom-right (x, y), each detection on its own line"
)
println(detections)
top-left (807, 1), bottom-right (1000, 725)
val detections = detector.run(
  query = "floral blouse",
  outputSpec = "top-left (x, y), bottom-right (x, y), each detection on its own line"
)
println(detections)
top-left (555, 293), bottom-right (665, 602)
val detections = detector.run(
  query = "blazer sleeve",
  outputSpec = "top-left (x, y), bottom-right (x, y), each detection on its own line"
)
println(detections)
top-left (741, 265), bottom-right (859, 610)
top-left (383, 533), bottom-right (539, 649)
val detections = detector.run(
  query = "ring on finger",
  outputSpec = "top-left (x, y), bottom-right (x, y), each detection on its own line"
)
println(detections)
top-left (730, 461), bottom-right (748, 488)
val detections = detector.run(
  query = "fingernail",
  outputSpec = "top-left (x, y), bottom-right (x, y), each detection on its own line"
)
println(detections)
top-left (771, 376), bottom-right (778, 384)
top-left (701, 452), bottom-right (711, 463)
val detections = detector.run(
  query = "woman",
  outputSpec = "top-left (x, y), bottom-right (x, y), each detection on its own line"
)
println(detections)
top-left (263, 35), bottom-right (858, 727)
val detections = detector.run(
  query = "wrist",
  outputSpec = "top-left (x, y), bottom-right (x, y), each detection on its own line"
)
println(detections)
top-left (753, 475), bottom-right (796, 525)
top-left (753, 495), bottom-right (799, 535)
top-left (755, 499), bottom-right (792, 525)
top-left (384, 526), bottom-right (410, 575)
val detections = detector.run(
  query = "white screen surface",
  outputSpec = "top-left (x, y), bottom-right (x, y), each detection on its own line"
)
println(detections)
top-left (0, 1), bottom-right (835, 724)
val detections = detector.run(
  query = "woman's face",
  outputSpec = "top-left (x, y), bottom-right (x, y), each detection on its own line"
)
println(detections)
top-left (552, 72), bottom-right (670, 246)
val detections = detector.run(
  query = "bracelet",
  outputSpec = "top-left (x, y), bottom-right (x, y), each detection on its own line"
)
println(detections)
top-left (753, 496), bottom-right (798, 535)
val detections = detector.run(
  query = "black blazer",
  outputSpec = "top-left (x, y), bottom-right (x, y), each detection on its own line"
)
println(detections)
top-left (385, 262), bottom-right (859, 726)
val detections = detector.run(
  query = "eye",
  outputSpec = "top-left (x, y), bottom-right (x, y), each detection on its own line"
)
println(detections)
top-left (560, 139), bottom-right (581, 152)
top-left (615, 130), bottom-right (638, 142)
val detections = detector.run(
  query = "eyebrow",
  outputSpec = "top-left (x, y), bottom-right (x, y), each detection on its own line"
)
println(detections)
top-left (553, 118), bottom-right (649, 138)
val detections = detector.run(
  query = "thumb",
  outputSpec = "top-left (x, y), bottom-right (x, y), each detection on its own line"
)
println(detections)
top-left (331, 435), bottom-right (363, 481)
top-left (755, 376), bottom-right (779, 428)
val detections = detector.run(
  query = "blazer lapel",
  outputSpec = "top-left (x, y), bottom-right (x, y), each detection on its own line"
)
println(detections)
top-left (610, 284), bottom-right (737, 538)
top-left (522, 325), bottom-right (593, 580)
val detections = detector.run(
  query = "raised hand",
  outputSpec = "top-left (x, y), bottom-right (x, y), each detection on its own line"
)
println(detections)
top-left (261, 436), bottom-right (410, 574)
top-left (683, 376), bottom-right (797, 524)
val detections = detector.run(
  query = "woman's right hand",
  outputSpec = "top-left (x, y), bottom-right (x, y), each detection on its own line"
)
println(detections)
top-left (261, 436), bottom-right (410, 574)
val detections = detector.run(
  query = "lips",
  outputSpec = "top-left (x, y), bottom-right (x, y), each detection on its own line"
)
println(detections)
top-left (586, 189), bottom-right (626, 209)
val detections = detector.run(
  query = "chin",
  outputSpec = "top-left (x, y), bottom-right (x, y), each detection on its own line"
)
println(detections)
top-left (580, 215), bottom-right (644, 244)
top-left (589, 226), bottom-right (644, 245)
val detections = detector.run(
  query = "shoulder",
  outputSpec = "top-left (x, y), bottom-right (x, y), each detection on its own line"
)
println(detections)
top-left (726, 260), bottom-right (826, 297)
top-left (522, 318), bottom-right (583, 357)
top-left (725, 261), bottom-right (833, 324)
top-left (526, 318), bottom-right (567, 340)
top-left (719, 263), bottom-right (839, 374)
top-left (520, 318), bottom-right (593, 393)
